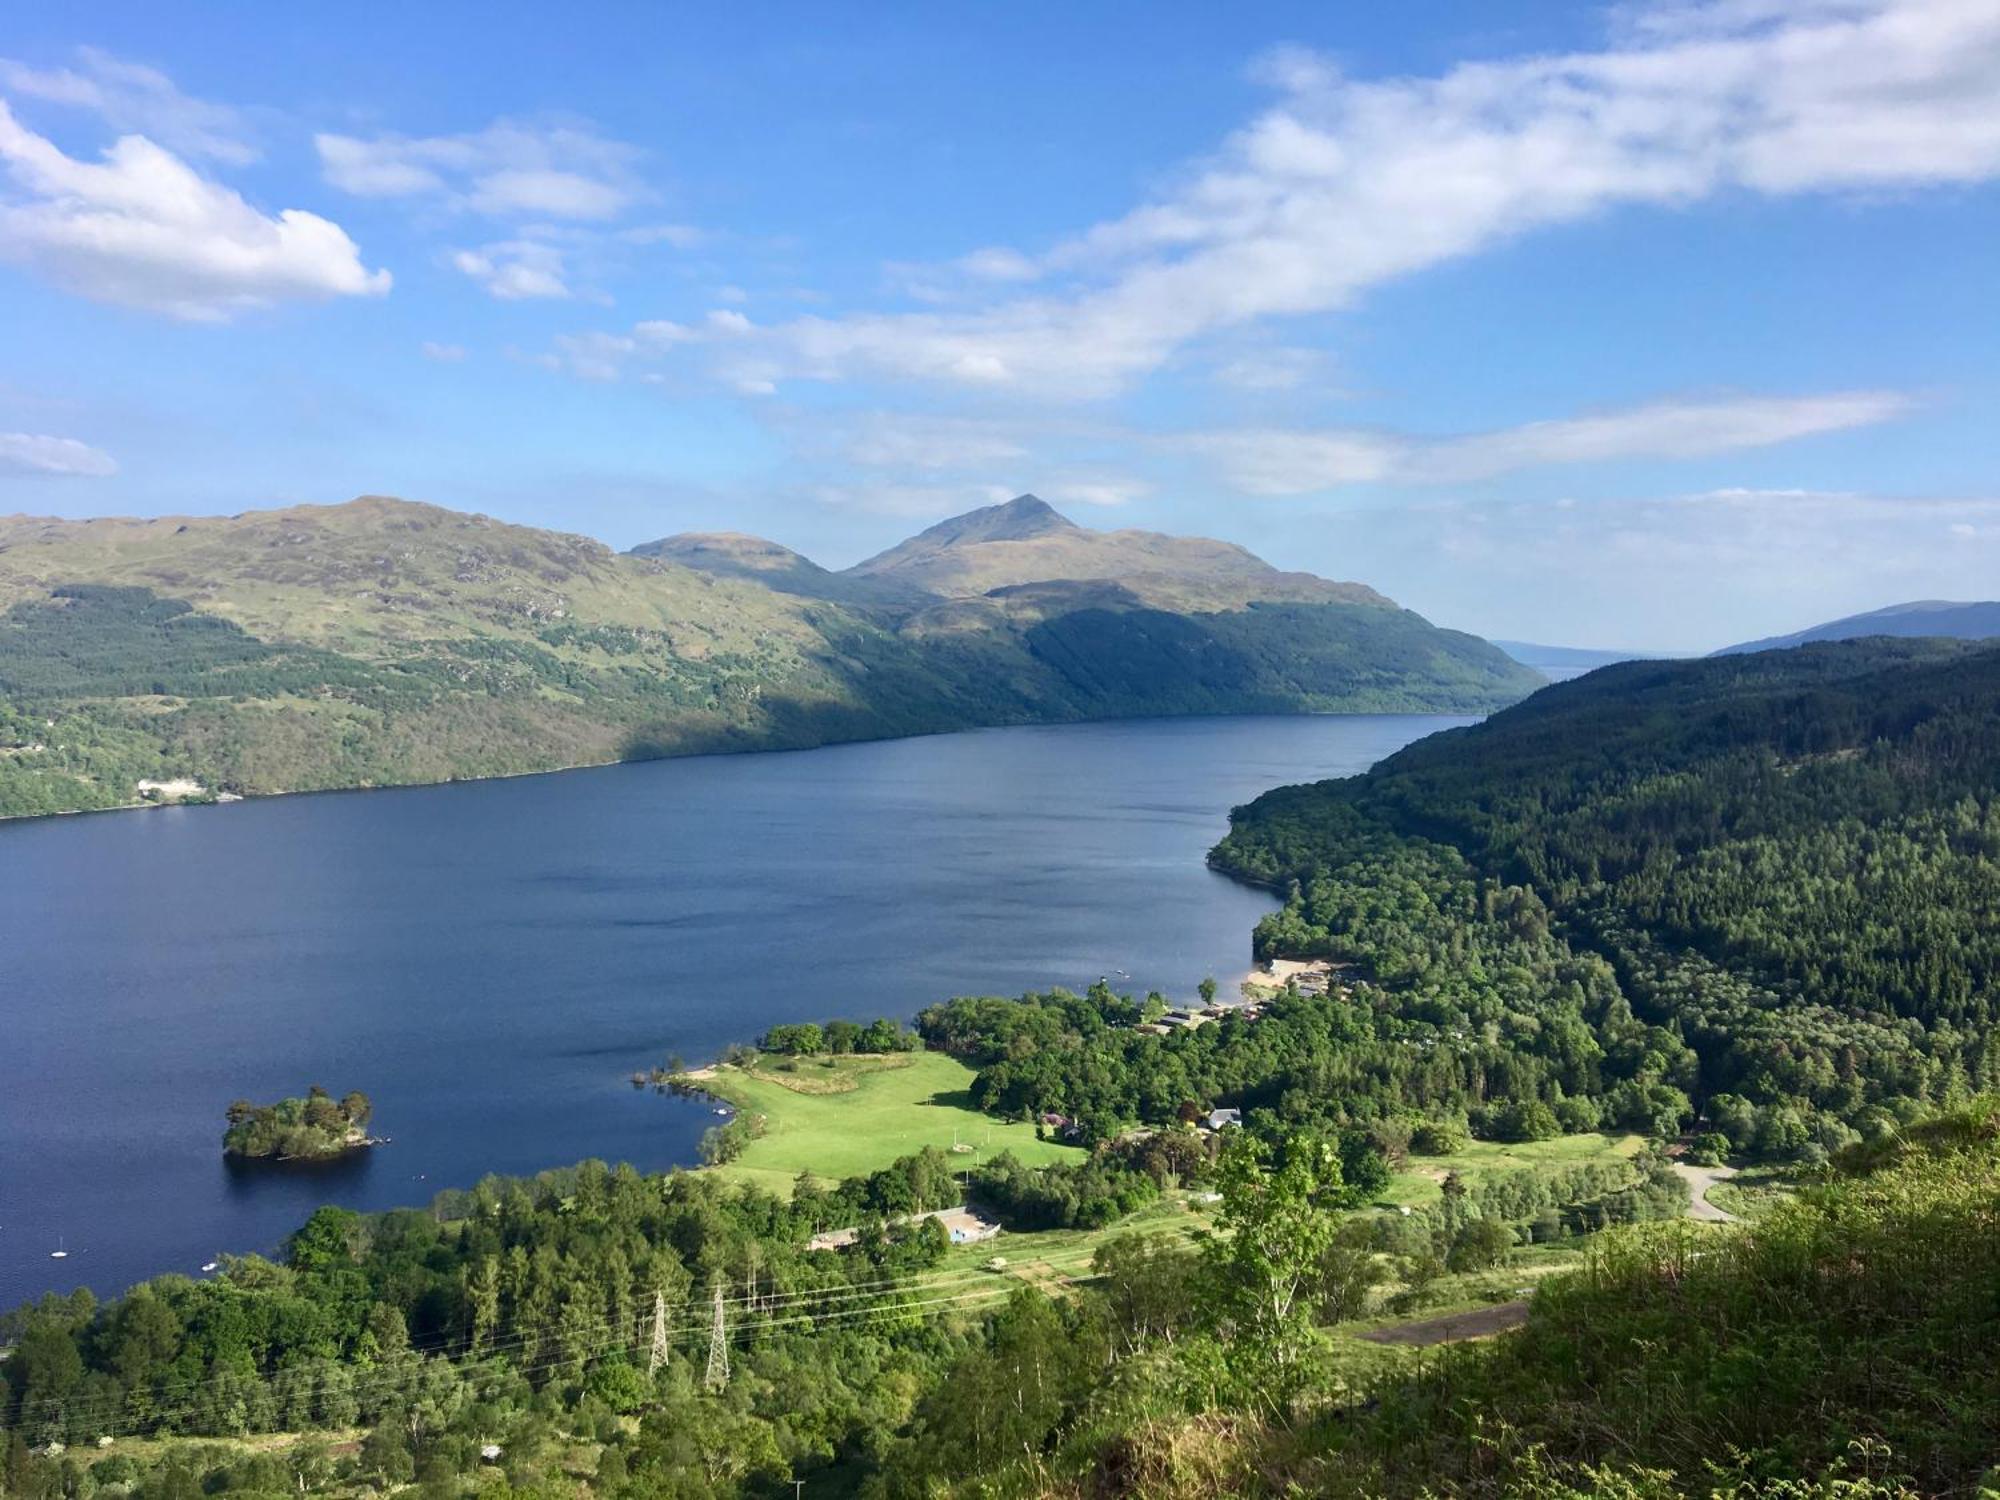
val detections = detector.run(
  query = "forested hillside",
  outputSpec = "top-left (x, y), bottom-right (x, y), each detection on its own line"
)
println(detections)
top-left (1211, 639), bottom-right (2000, 1159)
top-left (0, 495), bottom-right (1537, 819)
top-left (1718, 598), bottom-right (2000, 654)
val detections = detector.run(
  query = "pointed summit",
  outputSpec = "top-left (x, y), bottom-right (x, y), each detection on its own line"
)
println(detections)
top-left (941, 494), bottom-right (1077, 544)
top-left (848, 495), bottom-right (1076, 579)
top-left (843, 492), bottom-right (1392, 611)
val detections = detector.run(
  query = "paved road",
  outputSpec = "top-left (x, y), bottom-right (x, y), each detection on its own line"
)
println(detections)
top-left (1672, 1161), bottom-right (1742, 1223)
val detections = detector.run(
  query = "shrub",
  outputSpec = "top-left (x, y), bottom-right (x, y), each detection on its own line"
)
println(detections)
top-left (1411, 1120), bottom-right (1468, 1155)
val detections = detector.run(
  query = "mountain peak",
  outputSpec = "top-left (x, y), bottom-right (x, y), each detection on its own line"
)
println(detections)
top-left (844, 494), bottom-right (1079, 580)
top-left (926, 494), bottom-right (1078, 546)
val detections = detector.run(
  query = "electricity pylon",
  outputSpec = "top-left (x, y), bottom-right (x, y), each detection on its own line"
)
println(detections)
top-left (704, 1285), bottom-right (730, 1392)
top-left (647, 1291), bottom-right (670, 1377)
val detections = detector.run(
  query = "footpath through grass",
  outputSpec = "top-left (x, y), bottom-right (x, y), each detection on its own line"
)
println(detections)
top-left (698, 1051), bottom-right (1084, 1198)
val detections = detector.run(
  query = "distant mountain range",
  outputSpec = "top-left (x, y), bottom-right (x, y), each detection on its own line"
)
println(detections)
top-left (1715, 600), bottom-right (2000, 655)
top-left (1492, 640), bottom-right (1677, 671)
top-left (0, 493), bottom-right (1540, 818)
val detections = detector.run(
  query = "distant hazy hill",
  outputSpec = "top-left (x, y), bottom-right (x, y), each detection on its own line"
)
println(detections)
top-left (1716, 599), bottom-right (2000, 655)
top-left (1492, 640), bottom-right (1672, 671)
top-left (0, 494), bottom-right (1538, 818)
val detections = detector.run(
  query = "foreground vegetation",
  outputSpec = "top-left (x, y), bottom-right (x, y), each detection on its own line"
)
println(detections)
top-left (4, 1101), bottom-right (1994, 1498)
top-left (1042, 1106), bottom-right (2000, 1499)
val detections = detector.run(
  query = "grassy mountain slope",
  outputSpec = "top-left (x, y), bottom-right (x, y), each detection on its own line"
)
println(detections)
top-left (628, 530), bottom-right (929, 608)
top-left (1717, 598), bottom-right (2000, 654)
top-left (843, 493), bottom-right (1393, 612)
top-left (0, 494), bottom-right (1536, 818)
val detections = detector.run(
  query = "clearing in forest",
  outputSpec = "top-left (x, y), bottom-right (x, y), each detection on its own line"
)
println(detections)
top-left (700, 1050), bottom-right (1084, 1197)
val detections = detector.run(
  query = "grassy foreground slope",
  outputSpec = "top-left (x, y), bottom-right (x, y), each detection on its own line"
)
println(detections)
top-left (1050, 1107), bottom-right (2000, 1499)
top-left (0, 494), bottom-right (1537, 818)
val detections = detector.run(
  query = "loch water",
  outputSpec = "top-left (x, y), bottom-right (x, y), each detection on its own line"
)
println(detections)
top-left (0, 713), bottom-right (1469, 1305)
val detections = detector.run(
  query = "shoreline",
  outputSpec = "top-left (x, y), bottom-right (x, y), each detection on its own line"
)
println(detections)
top-left (0, 705), bottom-right (1488, 829)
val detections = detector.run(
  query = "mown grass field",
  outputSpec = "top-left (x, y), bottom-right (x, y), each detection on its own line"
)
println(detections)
top-left (1380, 1131), bottom-right (1647, 1207)
top-left (698, 1051), bottom-right (1084, 1197)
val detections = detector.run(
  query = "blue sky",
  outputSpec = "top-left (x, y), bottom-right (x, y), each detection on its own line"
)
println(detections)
top-left (2, 0), bottom-right (1997, 650)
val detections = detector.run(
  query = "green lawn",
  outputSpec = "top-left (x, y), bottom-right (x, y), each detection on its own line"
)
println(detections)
top-left (698, 1051), bottom-right (1084, 1197)
top-left (1380, 1131), bottom-right (1647, 1208)
top-left (925, 1193), bottom-right (1211, 1283)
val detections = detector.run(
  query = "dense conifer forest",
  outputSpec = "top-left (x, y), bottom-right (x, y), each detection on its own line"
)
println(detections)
top-left (1206, 639), bottom-right (2000, 1161)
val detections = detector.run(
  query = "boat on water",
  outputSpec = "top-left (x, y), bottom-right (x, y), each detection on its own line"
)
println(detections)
top-left (50, 1236), bottom-right (68, 1259)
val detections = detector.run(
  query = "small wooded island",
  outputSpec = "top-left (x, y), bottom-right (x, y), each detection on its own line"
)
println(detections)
top-left (223, 1086), bottom-right (379, 1161)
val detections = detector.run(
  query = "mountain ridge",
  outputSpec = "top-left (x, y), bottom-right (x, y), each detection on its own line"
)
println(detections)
top-left (814, 492), bottom-right (1392, 613)
top-left (0, 493), bottom-right (1540, 818)
top-left (1715, 598), bottom-right (2000, 655)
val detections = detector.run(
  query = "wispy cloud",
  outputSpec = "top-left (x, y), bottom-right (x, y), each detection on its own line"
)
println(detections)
top-left (420, 341), bottom-right (467, 362)
top-left (0, 47), bottom-right (256, 164)
top-left (1355, 484), bottom-right (2000, 651)
top-left (0, 98), bottom-right (388, 320)
top-left (557, 0), bottom-right (1998, 398)
top-left (451, 239), bottom-right (571, 300)
top-left (0, 431), bottom-right (118, 477)
top-left (1185, 390), bottom-right (1914, 495)
top-left (316, 118), bottom-right (644, 221)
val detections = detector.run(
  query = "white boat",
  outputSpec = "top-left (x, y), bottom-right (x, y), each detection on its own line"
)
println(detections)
top-left (50, 1236), bottom-right (68, 1259)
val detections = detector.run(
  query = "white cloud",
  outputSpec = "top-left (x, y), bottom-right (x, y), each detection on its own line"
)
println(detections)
top-left (1349, 485), bottom-right (2000, 651)
top-left (1042, 476), bottom-right (1150, 508)
top-left (0, 47), bottom-right (255, 164)
top-left (421, 340), bottom-right (467, 362)
top-left (957, 246), bottom-right (1040, 282)
top-left (664, 0), bottom-right (2000, 396)
top-left (316, 118), bottom-right (642, 221)
top-left (0, 431), bottom-right (118, 477)
top-left (836, 412), bottom-right (1034, 471)
top-left (451, 239), bottom-right (570, 300)
top-left (0, 99), bottom-right (389, 320)
top-left (1186, 389), bottom-right (1913, 495)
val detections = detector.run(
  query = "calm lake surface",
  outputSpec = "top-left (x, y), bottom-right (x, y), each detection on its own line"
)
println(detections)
top-left (1, 713), bottom-right (1468, 1305)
